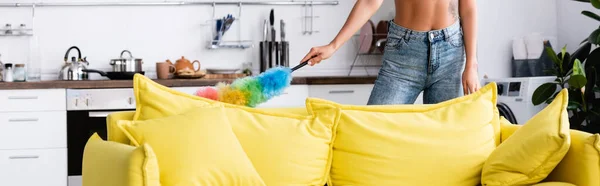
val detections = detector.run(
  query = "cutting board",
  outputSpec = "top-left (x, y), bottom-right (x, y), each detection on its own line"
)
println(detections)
top-left (203, 73), bottom-right (247, 79)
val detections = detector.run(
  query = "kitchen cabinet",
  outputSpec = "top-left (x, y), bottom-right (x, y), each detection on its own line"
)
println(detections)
top-left (257, 85), bottom-right (309, 108)
top-left (0, 89), bottom-right (67, 186)
top-left (308, 84), bottom-right (374, 105)
top-left (0, 111), bottom-right (66, 150)
top-left (0, 89), bottom-right (66, 112)
top-left (0, 148), bottom-right (67, 186)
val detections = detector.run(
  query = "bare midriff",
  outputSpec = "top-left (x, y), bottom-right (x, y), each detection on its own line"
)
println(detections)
top-left (394, 0), bottom-right (459, 31)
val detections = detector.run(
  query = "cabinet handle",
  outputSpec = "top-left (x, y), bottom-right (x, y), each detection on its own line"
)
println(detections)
top-left (9, 155), bottom-right (39, 159)
top-left (328, 90), bottom-right (355, 94)
top-left (89, 111), bottom-right (114, 118)
top-left (7, 96), bottom-right (38, 100)
top-left (128, 97), bottom-right (133, 105)
top-left (8, 118), bottom-right (39, 122)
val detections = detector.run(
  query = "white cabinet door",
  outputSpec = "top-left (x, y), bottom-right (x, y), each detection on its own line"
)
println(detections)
top-left (0, 89), bottom-right (66, 112)
top-left (0, 111), bottom-right (66, 150)
top-left (309, 84), bottom-right (374, 105)
top-left (257, 85), bottom-right (309, 108)
top-left (0, 148), bottom-right (67, 186)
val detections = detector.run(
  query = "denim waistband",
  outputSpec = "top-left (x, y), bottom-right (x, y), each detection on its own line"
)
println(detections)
top-left (388, 20), bottom-right (462, 42)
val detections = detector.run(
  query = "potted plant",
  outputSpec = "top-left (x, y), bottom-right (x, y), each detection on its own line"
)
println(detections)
top-left (531, 0), bottom-right (600, 134)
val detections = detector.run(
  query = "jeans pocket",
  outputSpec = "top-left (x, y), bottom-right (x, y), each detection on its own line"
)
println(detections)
top-left (385, 37), bottom-right (407, 51)
top-left (449, 33), bottom-right (464, 48)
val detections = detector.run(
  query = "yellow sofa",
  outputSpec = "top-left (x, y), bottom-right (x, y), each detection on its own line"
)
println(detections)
top-left (80, 109), bottom-right (599, 186)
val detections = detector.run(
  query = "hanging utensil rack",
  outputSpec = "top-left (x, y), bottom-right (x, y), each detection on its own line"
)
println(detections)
top-left (0, 1), bottom-right (338, 7)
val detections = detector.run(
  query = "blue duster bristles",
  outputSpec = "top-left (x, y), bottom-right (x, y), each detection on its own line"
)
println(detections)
top-left (258, 67), bottom-right (292, 99)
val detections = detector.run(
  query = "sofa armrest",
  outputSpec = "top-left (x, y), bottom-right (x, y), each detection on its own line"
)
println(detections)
top-left (82, 133), bottom-right (160, 186)
top-left (545, 131), bottom-right (600, 185)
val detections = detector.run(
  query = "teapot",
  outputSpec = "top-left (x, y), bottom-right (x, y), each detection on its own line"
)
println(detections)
top-left (59, 46), bottom-right (90, 80)
top-left (167, 56), bottom-right (200, 75)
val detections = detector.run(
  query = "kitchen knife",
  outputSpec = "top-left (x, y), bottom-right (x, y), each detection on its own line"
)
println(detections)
top-left (280, 20), bottom-right (285, 42)
top-left (270, 9), bottom-right (275, 43)
top-left (263, 19), bottom-right (268, 42)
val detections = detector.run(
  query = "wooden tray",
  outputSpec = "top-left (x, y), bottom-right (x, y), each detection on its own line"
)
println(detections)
top-left (204, 73), bottom-right (247, 79)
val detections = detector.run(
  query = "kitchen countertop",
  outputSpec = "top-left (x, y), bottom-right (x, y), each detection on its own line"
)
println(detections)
top-left (0, 76), bottom-right (377, 90)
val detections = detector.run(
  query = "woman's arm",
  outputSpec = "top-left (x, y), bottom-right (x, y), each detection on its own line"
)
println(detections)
top-left (459, 0), bottom-right (481, 94)
top-left (300, 0), bottom-right (384, 65)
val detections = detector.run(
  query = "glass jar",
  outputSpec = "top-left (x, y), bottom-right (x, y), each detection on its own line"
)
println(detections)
top-left (13, 64), bottom-right (26, 82)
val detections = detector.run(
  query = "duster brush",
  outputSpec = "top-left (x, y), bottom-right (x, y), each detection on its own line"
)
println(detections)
top-left (195, 61), bottom-right (310, 107)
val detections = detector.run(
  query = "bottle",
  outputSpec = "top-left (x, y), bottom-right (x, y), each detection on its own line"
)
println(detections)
top-left (4, 63), bottom-right (13, 82)
top-left (13, 64), bottom-right (26, 82)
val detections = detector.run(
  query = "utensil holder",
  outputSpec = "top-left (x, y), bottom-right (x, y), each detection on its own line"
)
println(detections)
top-left (259, 41), bottom-right (289, 73)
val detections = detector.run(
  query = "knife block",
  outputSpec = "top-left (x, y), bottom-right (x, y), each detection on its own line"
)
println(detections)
top-left (259, 41), bottom-right (290, 73)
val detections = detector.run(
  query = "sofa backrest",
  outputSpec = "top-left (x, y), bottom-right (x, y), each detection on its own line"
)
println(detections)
top-left (106, 107), bottom-right (310, 145)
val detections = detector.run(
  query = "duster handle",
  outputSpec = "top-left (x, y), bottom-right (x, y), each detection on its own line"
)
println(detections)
top-left (291, 61), bottom-right (308, 72)
top-left (291, 55), bottom-right (317, 72)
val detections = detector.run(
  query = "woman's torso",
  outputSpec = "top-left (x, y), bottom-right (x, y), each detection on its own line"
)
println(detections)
top-left (394, 0), bottom-right (459, 31)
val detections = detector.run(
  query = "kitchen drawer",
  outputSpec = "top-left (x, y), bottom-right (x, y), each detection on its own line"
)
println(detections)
top-left (0, 111), bottom-right (66, 149)
top-left (0, 148), bottom-right (67, 186)
top-left (309, 84), bottom-right (374, 105)
top-left (257, 85), bottom-right (309, 108)
top-left (0, 89), bottom-right (66, 112)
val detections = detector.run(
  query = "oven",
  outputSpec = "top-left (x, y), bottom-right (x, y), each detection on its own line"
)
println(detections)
top-left (65, 88), bottom-right (136, 186)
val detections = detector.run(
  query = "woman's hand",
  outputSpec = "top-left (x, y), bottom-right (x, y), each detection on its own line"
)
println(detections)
top-left (462, 64), bottom-right (481, 95)
top-left (300, 44), bottom-right (338, 66)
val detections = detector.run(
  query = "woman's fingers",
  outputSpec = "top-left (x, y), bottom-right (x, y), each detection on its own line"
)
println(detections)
top-left (463, 81), bottom-right (468, 95)
top-left (301, 48), bottom-right (319, 64)
top-left (310, 56), bottom-right (323, 66)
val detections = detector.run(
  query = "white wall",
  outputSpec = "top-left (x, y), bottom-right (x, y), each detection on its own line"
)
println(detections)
top-left (557, 0), bottom-right (599, 53)
top-left (0, 0), bottom-right (557, 80)
top-left (476, 0), bottom-right (558, 79)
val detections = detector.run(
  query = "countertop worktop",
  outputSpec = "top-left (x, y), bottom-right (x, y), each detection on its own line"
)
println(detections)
top-left (0, 76), bottom-right (377, 90)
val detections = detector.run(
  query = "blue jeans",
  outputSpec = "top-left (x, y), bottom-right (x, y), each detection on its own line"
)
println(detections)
top-left (367, 20), bottom-right (466, 105)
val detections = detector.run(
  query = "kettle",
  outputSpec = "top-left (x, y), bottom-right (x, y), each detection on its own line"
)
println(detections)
top-left (59, 46), bottom-right (89, 80)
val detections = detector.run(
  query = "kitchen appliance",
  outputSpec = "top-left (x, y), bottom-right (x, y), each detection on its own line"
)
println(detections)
top-left (482, 76), bottom-right (555, 124)
top-left (82, 69), bottom-right (145, 80)
top-left (65, 87), bottom-right (200, 186)
top-left (110, 50), bottom-right (143, 73)
top-left (59, 46), bottom-right (90, 81)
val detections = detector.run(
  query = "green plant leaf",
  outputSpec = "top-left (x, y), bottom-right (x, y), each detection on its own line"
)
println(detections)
top-left (593, 0), bottom-right (600, 9)
top-left (546, 46), bottom-right (561, 66)
top-left (568, 101), bottom-right (584, 110)
top-left (587, 48), bottom-right (600, 77)
top-left (585, 67), bottom-right (597, 101)
top-left (570, 59), bottom-right (588, 89)
top-left (589, 28), bottom-right (600, 44)
top-left (561, 52), bottom-right (573, 75)
top-left (571, 42), bottom-right (592, 66)
top-left (583, 10), bottom-right (600, 21)
top-left (532, 83), bottom-right (558, 105)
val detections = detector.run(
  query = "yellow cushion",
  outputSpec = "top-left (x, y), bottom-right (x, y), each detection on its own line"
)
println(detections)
top-left (531, 182), bottom-right (576, 186)
top-left (307, 82), bottom-right (500, 186)
top-left (119, 106), bottom-right (266, 186)
top-left (131, 74), bottom-right (336, 185)
top-left (545, 131), bottom-right (600, 186)
top-left (82, 133), bottom-right (160, 186)
top-left (482, 89), bottom-right (571, 186)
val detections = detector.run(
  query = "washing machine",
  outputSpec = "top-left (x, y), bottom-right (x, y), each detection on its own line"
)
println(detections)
top-left (482, 76), bottom-right (556, 124)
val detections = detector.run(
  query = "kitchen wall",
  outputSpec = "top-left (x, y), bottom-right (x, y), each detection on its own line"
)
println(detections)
top-left (0, 0), bottom-right (557, 80)
top-left (556, 0), bottom-right (599, 53)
